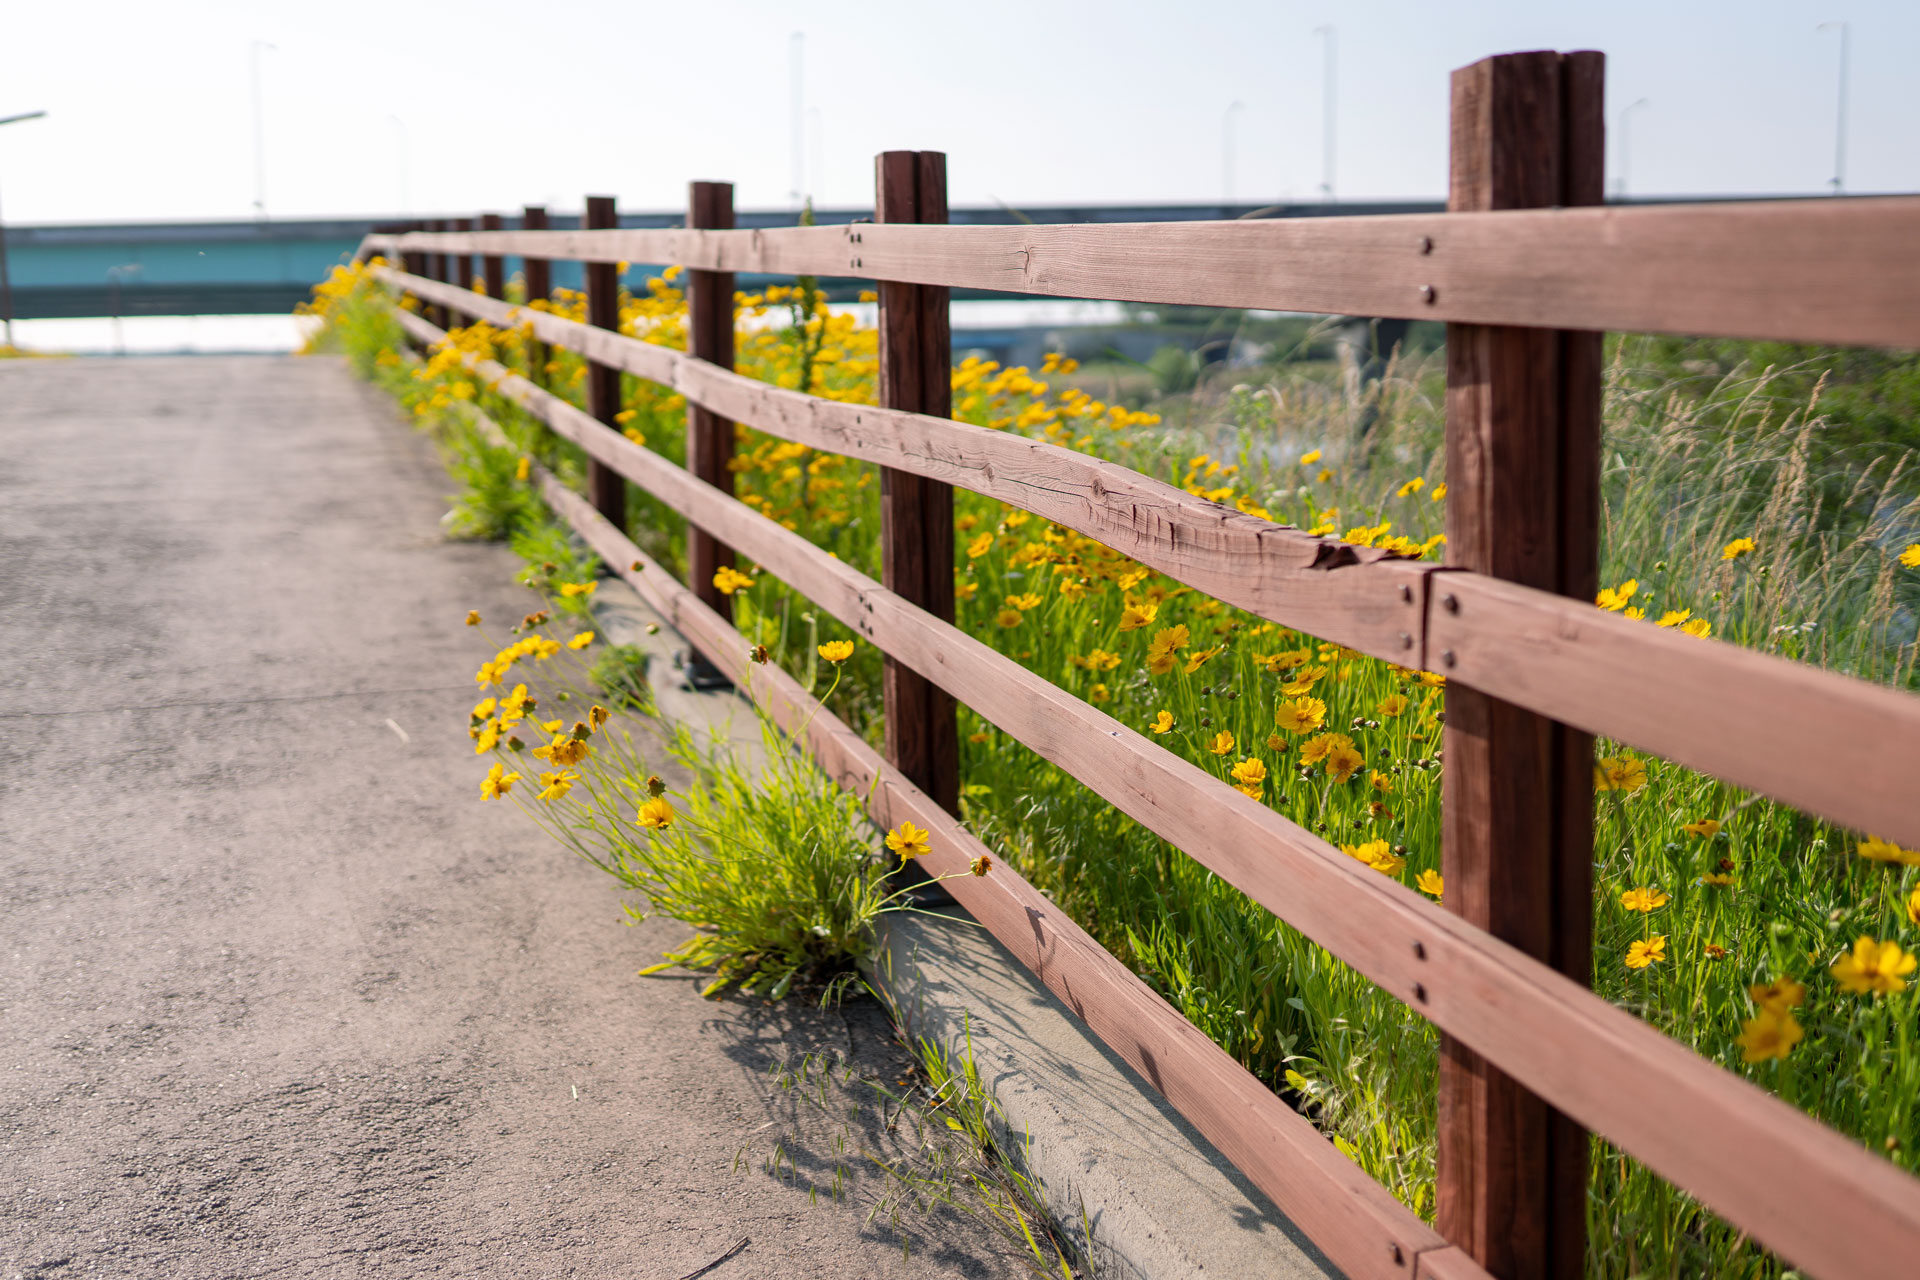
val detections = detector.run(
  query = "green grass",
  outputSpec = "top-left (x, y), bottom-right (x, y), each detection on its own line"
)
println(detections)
top-left (308, 259), bottom-right (1920, 1276)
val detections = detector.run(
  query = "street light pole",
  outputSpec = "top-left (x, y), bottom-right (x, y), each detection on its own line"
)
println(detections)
top-left (1817, 21), bottom-right (1849, 194)
top-left (1615, 98), bottom-right (1650, 198)
top-left (251, 41), bottom-right (275, 220)
top-left (1222, 100), bottom-right (1244, 202)
top-left (0, 108), bottom-right (49, 351)
top-left (1315, 25), bottom-right (1337, 201)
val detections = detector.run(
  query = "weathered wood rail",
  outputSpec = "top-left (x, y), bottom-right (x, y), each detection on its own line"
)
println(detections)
top-left (353, 47), bottom-right (1920, 1280)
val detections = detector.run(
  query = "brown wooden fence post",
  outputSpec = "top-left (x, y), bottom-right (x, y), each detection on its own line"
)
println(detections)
top-left (875, 151), bottom-right (959, 817)
top-left (683, 181), bottom-right (738, 687)
top-left (479, 213), bottom-right (505, 300)
top-left (1436, 49), bottom-right (1604, 1280)
top-left (423, 219), bottom-right (447, 329)
top-left (449, 217), bottom-right (474, 327)
top-left (582, 195), bottom-right (626, 531)
top-left (521, 205), bottom-right (550, 384)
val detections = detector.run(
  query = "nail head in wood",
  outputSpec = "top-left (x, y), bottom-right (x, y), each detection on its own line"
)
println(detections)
top-left (1443, 592), bottom-right (1460, 613)
top-left (1442, 649), bottom-right (1456, 668)
top-left (1419, 284), bottom-right (1437, 304)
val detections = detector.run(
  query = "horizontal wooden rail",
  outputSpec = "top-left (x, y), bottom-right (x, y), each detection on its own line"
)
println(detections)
top-left (368, 193), bottom-right (1920, 348)
top-left (376, 264), bottom-right (1433, 662)
top-left (392, 301), bottom-right (1920, 1279)
top-left (381, 265), bottom-right (1920, 849)
top-left (405, 311), bottom-right (1464, 1280)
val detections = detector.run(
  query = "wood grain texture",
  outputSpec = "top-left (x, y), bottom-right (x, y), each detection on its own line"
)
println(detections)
top-left (394, 303), bottom-right (1454, 1280)
top-left (685, 181), bottom-right (737, 620)
top-left (449, 217), bottom-right (475, 325)
top-left (377, 265), bottom-right (1920, 846)
top-left (373, 192), bottom-right (1920, 348)
top-left (582, 196), bottom-right (625, 531)
top-left (1439, 50), bottom-right (1597, 1279)
top-left (876, 151), bottom-right (959, 816)
top-left (389, 298), bottom-right (1920, 1278)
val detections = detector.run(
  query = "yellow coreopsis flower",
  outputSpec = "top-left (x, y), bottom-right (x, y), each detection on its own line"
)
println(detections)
top-left (465, 610), bottom-right (482, 626)
top-left (1298, 449), bottom-right (1322, 466)
top-left (1341, 839), bottom-right (1405, 876)
top-left (886, 821), bottom-right (931, 861)
top-left (1721, 537), bottom-right (1756, 562)
top-left (1901, 543), bottom-right (1920, 568)
top-left (516, 455), bottom-right (531, 481)
top-left (536, 770), bottom-right (577, 802)
top-left (1831, 936), bottom-right (1917, 995)
top-left (588, 704), bottom-right (610, 730)
top-left (1681, 617), bottom-right (1711, 638)
top-left (1090, 683), bottom-right (1111, 703)
top-left (1376, 693), bottom-right (1408, 718)
top-left (1416, 869), bottom-right (1443, 897)
top-left (1857, 835), bottom-right (1920, 866)
top-left (1625, 936), bottom-right (1667, 969)
top-left (712, 566), bottom-right (755, 595)
top-left (1150, 710), bottom-right (1174, 735)
top-left (567, 630), bottom-right (595, 650)
top-left (479, 762), bottom-right (521, 801)
top-left (1274, 697), bottom-right (1326, 734)
top-left (1655, 608), bottom-right (1692, 628)
top-left (1682, 818), bottom-right (1721, 838)
top-left (1396, 477), bottom-right (1425, 497)
top-left (1208, 730), bottom-right (1235, 756)
top-left (1229, 757), bottom-right (1267, 789)
top-left (1118, 601), bottom-right (1158, 631)
top-left (995, 608), bottom-right (1023, 629)
top-left (1748, 976), bottom-right (1806, 1013)
top-left (1907, 885), bottom-right (1920, 927)
top-left (966, 532), bottom-right (994, 559)
top-left (1620, 886), bottom-right (1669, 913)
top-left (1595, 580), bottom-right (1639, 612)
top-left (559, 580), bottom-right (598, 598)
top-left (817, 640), bottom-right (855, 664)
top-left (1431, 482), bottom-right (1447, 502)
top-left (1736, 1009), bottom-right (1804, 1063)
top-left (1325, 744), bottom-right (1364, 783)
top-left (1593, 755), bottom-right (1647, 793)
top-left (636, 796), bottom-right (675, 830)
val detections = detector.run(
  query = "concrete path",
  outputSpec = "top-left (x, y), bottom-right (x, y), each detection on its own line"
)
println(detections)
top-left (0, 356), bottom-right (1017, 1279)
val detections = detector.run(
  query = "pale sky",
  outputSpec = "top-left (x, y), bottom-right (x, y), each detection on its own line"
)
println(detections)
top-left (2, 0), bottom-right (1913, 224)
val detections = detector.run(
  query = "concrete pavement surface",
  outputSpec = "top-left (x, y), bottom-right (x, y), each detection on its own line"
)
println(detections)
top-left (0, 356), bottom-right (1020, 1279)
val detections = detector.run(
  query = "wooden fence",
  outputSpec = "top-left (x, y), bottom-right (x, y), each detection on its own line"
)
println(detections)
top-left (354, 49), bottom-right (1920, 1280)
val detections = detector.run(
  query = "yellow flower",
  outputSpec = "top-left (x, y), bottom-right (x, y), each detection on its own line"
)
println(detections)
top-left (1299, 731), bottom-right (1352, 766)
top-left (465, 610), bottom-right (481, 626)
top-left (1831, 936), bottom-right (1917, 995)
top-left (967, 532), bottom-right (994, 559)
top-left (1416, 869), bottom-right (1443, 897)
top-left (1595, 579), bottom-right (1639, 612)
top-left (1341, 839), bottom-right (1405, 876)
top-left (1396, 477), bottom-right (1424, 497)
top-left (536, 770), bottom-right (577, 802)
top-left (1736, 1009), bottom-right (1804, 1063)
top-left (1090, 682), bottom-right (1111, 703)
top-left (471, 697), bottom-right (498, 721)
top-left (1273, 696), bottom-right (1326, 734)
top-left (1325, 744), bottom-right (1364, 783)
top-left (1150, 710), bottom-right (1174, 735)
top-left (886, 821), bottom-right (931, 862)
top-left (1370, 770), bottom-right (1394, 794)
top-left (1700, 872), bottom-right (1736, 888)
top-left (1655, 608), bottom-right (1692, 628)
top-left (1721, 537), bottom-right (1756, 561)
top-left (1058, 578), bottom-right (1088, 600)
top-left (968, 731), bottom-right (991, 744)
top-left (1208, 730), bottom-right (1235, 756)
top-left (558, 580), bottom-right (598, 598)
top-left (516, 455), bottom-right (531, 481)
top-left (1431, 482), bottom-right (1447, 502)
top-left (1857, 835), bottom-right (1920, 865)
top-left (1265, 733), bottom-right (1286, 751)
top-left (817, 640), bottom-right (855, 664)
top-left (1620, 886), bottom-right (1669, 914)
top-left (474, 660), bottom-right (506, 687)
top-left (588, 705), bottom-right (610, 730)
top-left (1682, 818), bottom-right (1721, 838)
top-left (1625, 936), bottom-right (1667, 969)
top-left (567, 630), bottom-right (594, 650)
top-left (1376, 693), bottom-right (1408, 718)
top-left (636, 796), bottom-right (675, 829)
top-left (473, 720), bottom-right (500, 753)
top-left (1593, 755), bottom-right (1647, 793)
top-left (479, 762), bottom-right (520, 801)
top-left (712, 565), bottom-right (755, 595)
top-left (1230, 757), bottom-right (1267, 788)
top-left (1681, 617), bottom-right (1711, 638)
top-left (1118, 601), bottom-right (1158, 631)
top-left (1747, 976), bottom-right (1806, 1013)
top-left (1901, 543), bottom-right (1920, 568)
top-left (1146, 623), bottom-right (1189, 657)
top-left (1298, 449), bottom-right (1322, 466)
top-left (996, 608), bottom-right (1024, 628)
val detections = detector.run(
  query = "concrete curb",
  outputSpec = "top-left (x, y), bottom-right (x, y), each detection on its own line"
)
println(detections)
top-left (590, 577), bottom-right (1339, 1280)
